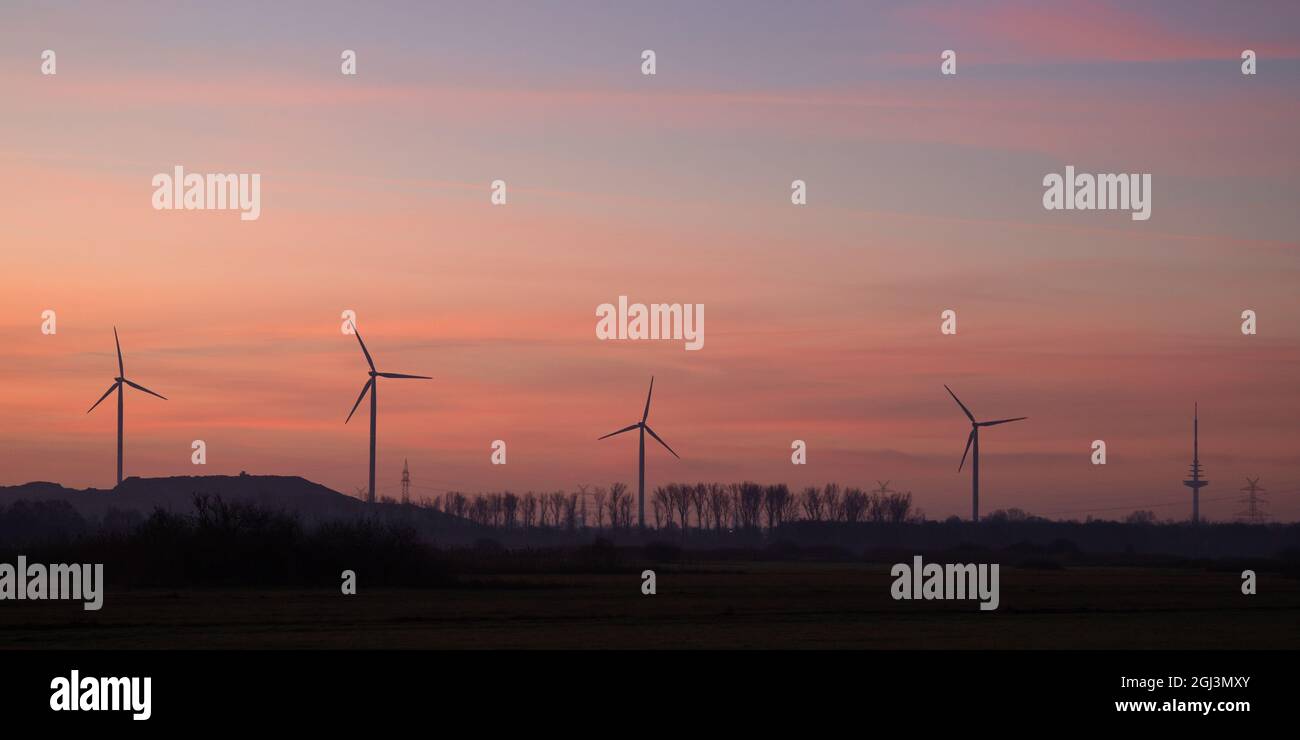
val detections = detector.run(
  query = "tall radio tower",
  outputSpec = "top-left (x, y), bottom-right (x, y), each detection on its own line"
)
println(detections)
top-left (1182, 404), bottom-right (1208, 524)
top-left (1237, 477), bottom-right (1268, 524)
top-left (401, 458), bottom-right (411, 504)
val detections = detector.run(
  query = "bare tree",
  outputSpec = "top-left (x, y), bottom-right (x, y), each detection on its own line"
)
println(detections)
top-left (470, 496), bottom-right (489, 526)
top-left (548, 491), bottom-right (567, 529)
top-left (800, 486), bottom-right (824, 522)
top-left (564, 493), bottom-right (580, 531)
top-left (691, 484), bottom-right (707, 534)
top-left (883, 491), bottom-right (913, 524)
top-left (867, 492), bottom-right (885, 523)
top-left (502, 492), bottom-right (519, 528)
top-left (608, 482), bottom-right (629, 530)
top-left (673, 482), bottom-right (693, 538)
top-left (728, 483), bottom-right (741, 529)
top-left (445, 492), bottom-right (469, 520)
top-left (653, 486), bottom-right (671, 529)
top-left (592, 487), bottom-right (608, 530)
top-left (706, 483), bottom-right (730, 531)
top-left (822, 483), bottom-right (841, 522)
top-left (536, 491), bottom-right (549, 527)
top-left (521, 492), bottom-right (538, 528)
top-left (617, 494), bottom-right (633, 530)
top-left (736, 482), bottom-right (764, 530)
top-left (494, 494), bottom-right (507, 526)
top-left (1126, 509), bottom-right (1156, 525)
top-left (780, 488), bottom-right (800, 524)
top-left (842, 487), bottom-right (867, 523)
top-left (763, 484), bottom-right (792, 530)
top-left (906, 498), bottom-right (926, 524)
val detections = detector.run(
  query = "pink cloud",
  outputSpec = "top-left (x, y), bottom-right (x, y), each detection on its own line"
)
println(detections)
top-left (901, 0), bottom-right (1300, 63)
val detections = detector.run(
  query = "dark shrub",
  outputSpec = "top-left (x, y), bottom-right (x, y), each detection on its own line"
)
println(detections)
top-left (643, 541), bottom-right (682, 563)
top-left (577, 537), bottom-right (620, 571)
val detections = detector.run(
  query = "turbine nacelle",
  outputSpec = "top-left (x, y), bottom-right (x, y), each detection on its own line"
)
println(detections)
top-left (344, 322), bottom-right (432, 424)
top-left (597, 377), bottom-right (679, 458)
top-left (87, 330), bottom-right (168, 414)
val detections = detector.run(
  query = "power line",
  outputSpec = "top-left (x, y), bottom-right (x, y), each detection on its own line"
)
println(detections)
top-left (1038, 495), bottom-right (1241, 518)
top-left (1237, 477), bottom-right (1269, 523)
top-left (400, 459), bottom-right (411, 505)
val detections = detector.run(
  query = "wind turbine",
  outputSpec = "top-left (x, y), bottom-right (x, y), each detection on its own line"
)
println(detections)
top-left (598, 376), bottom-right (679, 530)
top-left (344, 321), bottom-right (430, 504)
top-left (86, 327), bottom-right (167, 487)
top-left (944, 384), bottom-right (1026, 522)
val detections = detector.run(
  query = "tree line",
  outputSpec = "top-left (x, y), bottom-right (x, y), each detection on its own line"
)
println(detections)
top-left (411, 482), bottom-right (923, 534)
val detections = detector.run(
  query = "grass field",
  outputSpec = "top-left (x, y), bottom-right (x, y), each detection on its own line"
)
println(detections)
top-left (2, 563), bottom-right (1296, 649)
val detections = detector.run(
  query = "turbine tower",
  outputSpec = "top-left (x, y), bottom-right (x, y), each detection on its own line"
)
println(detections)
top-left (598, 376), bottom-right (679, 530)
top-left (944, 385), bottom-right (1027, 522)
top-left (86, 327), bottom-right (167, 487)
top-left (1182, 403), bottom-right (1208, 524)
top-left (344, 321), bottom-right (431, 504)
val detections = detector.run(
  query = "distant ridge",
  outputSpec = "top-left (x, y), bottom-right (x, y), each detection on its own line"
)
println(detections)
top-left (0, 474), bottom-right (481, 538)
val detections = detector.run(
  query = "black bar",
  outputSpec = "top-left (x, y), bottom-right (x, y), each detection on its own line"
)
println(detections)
top-left (0, 649), bottom-right (1287, 727)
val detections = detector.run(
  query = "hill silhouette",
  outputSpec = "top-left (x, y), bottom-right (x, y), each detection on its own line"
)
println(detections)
top-left (0, 474), bottom-right (485, 543)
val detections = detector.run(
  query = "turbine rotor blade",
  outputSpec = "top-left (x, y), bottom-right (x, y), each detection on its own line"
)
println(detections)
top-left (350, 321), bottom-right (376, 371)
top-left (87, 381), bottom-right (120, 413)
top-left (377, 372), bottom-right (432, 379)
top-left (642, 376), bottom-right (654, 423)
top-left (978, 416), bottom-right (1027, 427)
top-left (598, 423), bottom-right (639, 440)
top-left (644, 425), bottom-right (679, 459)
top-left (123, 378), bottom-right (167, 400)
top-left (944, 384), bottom-right (976, 422)
top-left (113, 326), bottom-right (124, 376)
top-left (958, 430), bottom-right (974, 472)
top-left (345, 378), bottom-right (374, 423)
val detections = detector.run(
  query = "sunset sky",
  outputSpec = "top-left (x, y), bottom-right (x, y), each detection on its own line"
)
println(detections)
top-left (1, 1), bottom-right (1298, 521)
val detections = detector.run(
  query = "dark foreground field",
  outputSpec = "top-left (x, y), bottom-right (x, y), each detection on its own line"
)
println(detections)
top-left (2, 563), bottom-right (1296, 649)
